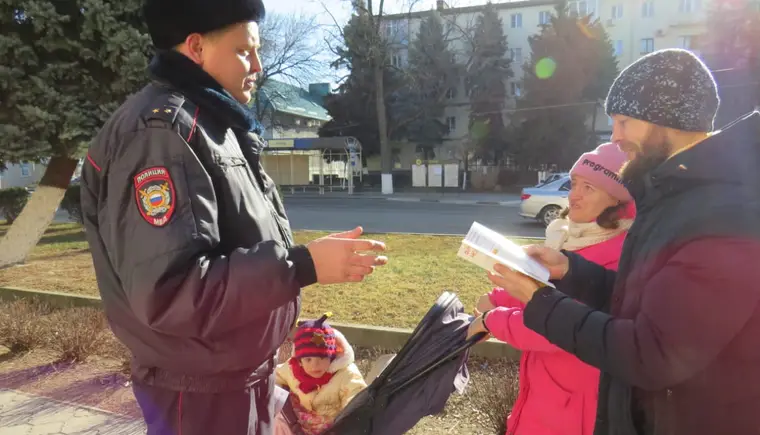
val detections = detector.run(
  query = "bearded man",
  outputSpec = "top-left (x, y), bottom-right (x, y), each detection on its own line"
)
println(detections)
top-left (482, 49), bottom-right (760, 435)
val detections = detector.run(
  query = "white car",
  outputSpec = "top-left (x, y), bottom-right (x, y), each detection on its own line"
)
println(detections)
top-left (519, 175), bottom-right (570, 226)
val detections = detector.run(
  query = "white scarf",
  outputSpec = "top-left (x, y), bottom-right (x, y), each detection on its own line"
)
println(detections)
top-left (544, 217), bottom-right (633, 252)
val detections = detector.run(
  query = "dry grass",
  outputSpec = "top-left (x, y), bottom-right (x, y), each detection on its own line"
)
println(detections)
top-left (0, 224), bottom-right (535, 328)
top-left (46, 306), bottom-right (110, 363)
top-left (0, 299), bottom-right (111, 363)
top-left (465, 359), bottom-right (520, 434)
top-left (0, 299), bottom-right (55, 353)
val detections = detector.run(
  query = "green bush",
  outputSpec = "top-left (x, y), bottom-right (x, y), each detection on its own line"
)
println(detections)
top-left (60, 183), bottom-right (83, 224)
top-left (0, 187), bottom-right (30, 224)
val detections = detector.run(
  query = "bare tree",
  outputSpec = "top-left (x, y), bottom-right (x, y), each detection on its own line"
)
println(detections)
top-left (253, 11), bottom-right (329, 131)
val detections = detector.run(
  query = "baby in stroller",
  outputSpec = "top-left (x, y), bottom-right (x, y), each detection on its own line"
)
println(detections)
top-left (274, 313), bottom-right (367, 435)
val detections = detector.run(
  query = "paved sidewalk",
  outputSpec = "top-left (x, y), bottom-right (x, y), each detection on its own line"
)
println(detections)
top-left (0, 389), bottom-right (144, 435)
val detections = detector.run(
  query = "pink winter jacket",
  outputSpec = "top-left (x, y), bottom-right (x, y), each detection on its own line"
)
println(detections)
top-left (485, 231), bottom-right (627, 435)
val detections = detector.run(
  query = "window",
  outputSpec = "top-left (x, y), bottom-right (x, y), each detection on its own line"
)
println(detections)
top-left (640, 38), bottom-right (654, 54)
top-left (510, 82), bottom-right (523, 97)
top-left (613, 40), bottom-right (624, 56)
top-left (641, 1), bottom-right (654, 17)
top-left (385, 20), bottom-right (399, 37)
top-left (568, 1), bottom-right (591, 16)
top-left (446, 86), bottom-right (457, 100)
top-left (20, 163), bottom-right (31, 177)
top-left (510, 48), bottom-right (523, 64)
top-left (560, 181), bottom-right (571, 191)
top-left (679, 36), bottom-right (693, 50)
top-left (390, 52), bottom-right (403, 68)
top-left (679, 0), bottom-right (702, 13)
top-left (446, 116), bottom-right (456, 134)
top-left (611, 4), bottom-right (623, 19)
top-left (539, 11), bottom-right (551, 25)
top-left (510, 13), bottom-right (522, 28)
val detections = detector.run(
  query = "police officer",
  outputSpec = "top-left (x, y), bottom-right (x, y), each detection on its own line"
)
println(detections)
top-left (80, 0), bottom-right (387, 433)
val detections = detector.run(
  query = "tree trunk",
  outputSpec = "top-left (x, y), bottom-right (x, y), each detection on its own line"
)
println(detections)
top-left (374, 62), bottom-right (393, 194)
top-left (590, 101), bottom-right (599, 142)
top-left (0, 156), bottom-right (79, 269)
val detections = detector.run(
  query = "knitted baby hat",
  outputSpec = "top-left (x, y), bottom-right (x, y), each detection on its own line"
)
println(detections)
top-left (294, 313), bottom-right (337, 360)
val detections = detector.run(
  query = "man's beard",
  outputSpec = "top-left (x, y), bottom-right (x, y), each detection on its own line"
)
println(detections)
top-left (620, 139), bottom-right (671, 185)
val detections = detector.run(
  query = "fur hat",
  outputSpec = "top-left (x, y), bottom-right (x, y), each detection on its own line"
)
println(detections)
top-left (294, 313), bottom-right (338, 360)
top-left (143, 0), bottom-right (266, 50)
top-left (605, 48), bottom-right (719, 132)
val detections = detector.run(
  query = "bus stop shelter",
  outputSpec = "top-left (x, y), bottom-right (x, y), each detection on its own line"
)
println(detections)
top-left (261, 136), bottom-right (362, 195)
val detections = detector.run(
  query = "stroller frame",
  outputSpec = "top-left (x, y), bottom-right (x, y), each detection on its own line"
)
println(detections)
top-left (319, 291), bottom-right (486, 435)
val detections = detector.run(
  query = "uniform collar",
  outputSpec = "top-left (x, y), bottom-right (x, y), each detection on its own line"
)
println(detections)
top-left (148, 49), bottom-right (263, 135)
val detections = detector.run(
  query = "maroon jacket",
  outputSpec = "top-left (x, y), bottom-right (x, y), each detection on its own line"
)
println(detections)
top-left (523, 112), bottom-right (760, 435)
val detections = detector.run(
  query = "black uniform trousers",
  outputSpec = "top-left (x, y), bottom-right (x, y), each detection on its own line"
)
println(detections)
top-left (132, 372), bottom-right (278, 435)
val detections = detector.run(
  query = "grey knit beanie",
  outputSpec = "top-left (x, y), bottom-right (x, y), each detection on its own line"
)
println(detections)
top-left (605, 49), bottom-right (720, 132)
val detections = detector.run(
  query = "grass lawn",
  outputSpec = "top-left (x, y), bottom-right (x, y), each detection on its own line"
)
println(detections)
top-left (0, 223), bottom-right (535, 328)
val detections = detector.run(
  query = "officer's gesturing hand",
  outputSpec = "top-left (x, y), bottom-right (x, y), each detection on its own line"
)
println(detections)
top-left (307, 226), bottom-right (388, 284)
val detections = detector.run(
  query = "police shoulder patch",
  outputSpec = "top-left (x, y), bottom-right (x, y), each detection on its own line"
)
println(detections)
top-left (134, 166), bottom-right (176, 227)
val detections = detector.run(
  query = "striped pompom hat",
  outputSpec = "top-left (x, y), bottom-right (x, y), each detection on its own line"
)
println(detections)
top-left (294, 313), bottom-right (337, 360)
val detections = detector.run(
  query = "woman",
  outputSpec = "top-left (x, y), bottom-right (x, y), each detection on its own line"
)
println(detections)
top-left (470, 142), bottom-right (634, 435)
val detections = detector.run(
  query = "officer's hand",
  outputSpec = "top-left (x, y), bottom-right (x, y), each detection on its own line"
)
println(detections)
top-left (307, 226), bottom-right (388, 284)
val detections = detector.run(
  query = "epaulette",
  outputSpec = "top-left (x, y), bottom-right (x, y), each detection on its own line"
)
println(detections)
top-left (141, 91), bottom-right (186, 125)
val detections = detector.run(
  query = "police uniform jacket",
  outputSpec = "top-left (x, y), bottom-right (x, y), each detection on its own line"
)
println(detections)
top-left (80, 56), bottom-right (317, 393)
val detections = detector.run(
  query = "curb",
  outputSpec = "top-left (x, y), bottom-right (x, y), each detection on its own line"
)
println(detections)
top-left (0, 287), bottom-right (519, 361)
top-left (385, 197), bottom-right (521, 206)
top-left (283, 194), bottom-right (521, 207)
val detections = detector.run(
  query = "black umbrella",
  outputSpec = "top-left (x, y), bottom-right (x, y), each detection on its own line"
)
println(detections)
top-left (320, 291), bottom-right (486, 435)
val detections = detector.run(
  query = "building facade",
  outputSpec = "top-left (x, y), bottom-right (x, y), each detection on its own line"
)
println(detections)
top-left (375, 0), bottom-right (709, 171)
top-left (254, 80), bottom-right (332, 141)
top-left (0, 162), bottom-right (46, 190)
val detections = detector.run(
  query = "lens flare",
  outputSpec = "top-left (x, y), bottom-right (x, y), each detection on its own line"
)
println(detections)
top-left (535, 57), bottom-right (557, 79)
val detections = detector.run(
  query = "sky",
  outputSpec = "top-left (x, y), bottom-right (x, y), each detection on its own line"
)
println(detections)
top-left (265, 0), bottom-right (509, 84)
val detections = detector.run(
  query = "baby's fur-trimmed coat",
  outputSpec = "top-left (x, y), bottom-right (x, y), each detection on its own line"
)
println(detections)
top-left (275, 329), bottom-right (367, 422)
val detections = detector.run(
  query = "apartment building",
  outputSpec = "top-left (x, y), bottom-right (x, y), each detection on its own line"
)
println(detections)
top-left (376, 0), bottom-right (709, 170)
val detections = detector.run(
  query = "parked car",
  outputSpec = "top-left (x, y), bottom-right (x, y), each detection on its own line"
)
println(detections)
top-left (535, 172), bottom-right (569, 187)
top-left (519, 175), bottom-right (570, 227)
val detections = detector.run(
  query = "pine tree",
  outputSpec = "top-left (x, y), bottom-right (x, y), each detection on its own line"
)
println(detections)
top-left (512, 2), bottom-right (618, 169)
top-left (0, 0), bottom-right (150, 168)
top-left (402, 11), bottom-right (459, 155)
top-left (465, 2), bottom-right (512, 164)
top-left (0, 0), bottom-right (150, 267)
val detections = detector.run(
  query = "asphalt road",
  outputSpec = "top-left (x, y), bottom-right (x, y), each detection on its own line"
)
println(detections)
top-left (283, 196), bottom-right (546, 238)
top-left (14, 196), bottom-right (544, 238)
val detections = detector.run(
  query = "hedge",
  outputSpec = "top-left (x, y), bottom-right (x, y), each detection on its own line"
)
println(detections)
top-left (0, 187), bottom-right (29, 224)
top-left (60, 183), bottom-right (83, 224)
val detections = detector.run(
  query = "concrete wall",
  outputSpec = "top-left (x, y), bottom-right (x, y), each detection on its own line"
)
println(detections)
top-left (0, 286), bottom-right (520, 361)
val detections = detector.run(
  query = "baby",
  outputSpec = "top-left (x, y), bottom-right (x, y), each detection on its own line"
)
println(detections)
top-left (274, 314), bottom-right (367, 435)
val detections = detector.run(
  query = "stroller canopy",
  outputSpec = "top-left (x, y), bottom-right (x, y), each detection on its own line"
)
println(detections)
top-left (323, 291), bottom-right (484, 435)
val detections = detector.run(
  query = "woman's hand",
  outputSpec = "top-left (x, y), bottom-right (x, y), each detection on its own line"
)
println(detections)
top-left (488, 264), bottom-right (543, 303)
top-left (466, 313), bottom-right (491, 342)
top-left (475, 293), bottom-right (495, 314)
